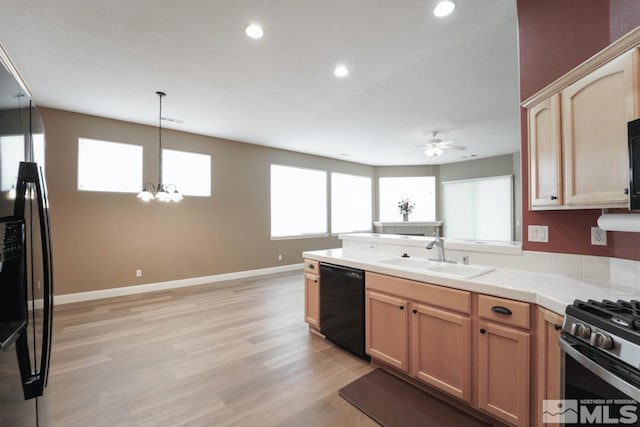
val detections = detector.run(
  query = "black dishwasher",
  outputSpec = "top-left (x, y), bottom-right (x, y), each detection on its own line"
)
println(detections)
top-left (320, 263), bottom-right (369, 360)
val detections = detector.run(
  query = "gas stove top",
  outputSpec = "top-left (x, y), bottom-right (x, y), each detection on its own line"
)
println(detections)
top-left (567, 300), bottom-right (640, 344)
top-left (564, 299), bottom-right (640, 369)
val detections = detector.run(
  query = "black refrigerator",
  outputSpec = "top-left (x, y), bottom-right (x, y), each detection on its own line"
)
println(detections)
top-left (0, 46), bottom-right (54, 426)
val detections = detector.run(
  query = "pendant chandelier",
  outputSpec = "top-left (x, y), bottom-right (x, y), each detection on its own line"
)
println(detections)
top-left (137, 91), bottom-right (183, 202)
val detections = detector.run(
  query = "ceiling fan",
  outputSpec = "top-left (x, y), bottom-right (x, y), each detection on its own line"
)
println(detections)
top-left (422, 131), bottom-right (467, 157)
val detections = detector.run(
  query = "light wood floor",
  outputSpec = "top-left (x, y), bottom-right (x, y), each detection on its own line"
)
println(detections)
top-left (41, 271), bottom-right (377, 426)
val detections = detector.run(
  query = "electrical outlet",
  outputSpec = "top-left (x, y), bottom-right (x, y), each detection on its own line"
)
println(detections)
top-left (527, 225), bottom-right (549, 243)
top-left (136, 269), bottom-right (142, 278)
top-left (37, 281), bottom-right (41, 290)
top-left (277, 254), bottom-right (283, 261)
top-left (591, 227), bottom-right (607, 246)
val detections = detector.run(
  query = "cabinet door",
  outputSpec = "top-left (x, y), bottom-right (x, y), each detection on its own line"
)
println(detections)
top-left (304, 273), bottom-right (320, 329)
top-left (562, 49), bottom-right (639, 206)
top-left (478, 321), bottom-right (531, 427)
top-left (365, 290), bottom-right (409, 372)
top-left (529, 94), bottom-right (563, 208)
top-left (535, 308), bottom-right (564, 427)
top-left (410, 303), bottom-right (471, 402)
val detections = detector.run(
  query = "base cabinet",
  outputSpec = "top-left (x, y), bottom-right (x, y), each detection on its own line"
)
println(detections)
top-left (359, 271), bottom-right (561, 427)
top-left (304, 272), bottom-right (320, 329)
top-left (535, 308), bottom-right (564, 427)
top-left (410, 303), bottom-right (472, 403)
top-left (365, 290), bottom-right (409, 372)
top-left (478, 320), bottom-right (531, 427)
top-left (365, 273), bottom-right (472, 402)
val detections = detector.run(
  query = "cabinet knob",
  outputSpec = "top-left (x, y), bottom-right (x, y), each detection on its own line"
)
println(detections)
top-left (399, 305), bottom-right (404, 310)
top-left (550, 195), bottom-right (557, 200)
top-left (554, 323), bottom-right (562, 331)
top-left (480, 328), bottom-right (486, 334)
top-left (412, 309), bottom-right (417, 314)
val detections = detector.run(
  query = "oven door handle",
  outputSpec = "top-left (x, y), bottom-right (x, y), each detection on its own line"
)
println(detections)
top-left (560, 338), bottom-right (640, 401)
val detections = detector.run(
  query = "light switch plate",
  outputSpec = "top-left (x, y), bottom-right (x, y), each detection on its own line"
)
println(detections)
top-left (528, 225), bottom-right (549, 243)
top-left (591, 226), bottom-right (607, 246)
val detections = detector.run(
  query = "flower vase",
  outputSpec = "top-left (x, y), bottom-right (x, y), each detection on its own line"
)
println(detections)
top-left (403, 213), bottom-right (409, 222)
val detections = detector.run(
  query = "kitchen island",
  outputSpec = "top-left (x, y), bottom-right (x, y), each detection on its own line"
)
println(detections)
top-left (303, 233), bottom-right (640, 427)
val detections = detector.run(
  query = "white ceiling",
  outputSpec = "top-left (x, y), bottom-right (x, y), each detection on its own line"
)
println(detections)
top-left (0, 0), bottom-right (521, 166)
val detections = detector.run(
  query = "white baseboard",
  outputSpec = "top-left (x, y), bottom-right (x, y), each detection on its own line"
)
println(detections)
top-left (53, 263), bottom-right (303, 306)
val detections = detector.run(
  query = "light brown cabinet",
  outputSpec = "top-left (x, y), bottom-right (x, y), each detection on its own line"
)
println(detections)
top-left (477, 320), bottom-right (531, 427)
top-left (476, 294), bottom-right (531, 427)
top-left (359, 271), bottom-right (557, 427)
top-left (562, 49), bottom-right (638, 206)
top-left (365, 272), bottom-right (472, 401)
top-left (534, 308), bottom-right (564, 427)
top-left (365, 290), bottom-right (409, 372)
top-left (304, 272), bottom-right (320, 329)
top-left (410, 303), bottom-right (472, 402)
top-left (303, 259), bottom-right (321, 330)
top-left (528, 94), bottom-right (562, 208)
top-left (526, 46), bottom-right (640, 210)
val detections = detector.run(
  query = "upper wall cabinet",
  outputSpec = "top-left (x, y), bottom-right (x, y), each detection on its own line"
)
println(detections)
top-left (528, 94), bottom-right (562, 208)
top-left (562, 49), bottom-right (637, 206)
top-left (524, 30), bottom-right (640, 211)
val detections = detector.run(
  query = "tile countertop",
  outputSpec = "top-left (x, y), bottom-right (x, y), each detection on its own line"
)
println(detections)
top-left (302, 248), bottom-right (640, 315)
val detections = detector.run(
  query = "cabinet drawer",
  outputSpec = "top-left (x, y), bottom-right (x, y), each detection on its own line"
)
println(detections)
top-left (304, 259), bottom-right (319, 274)
top-left (366, 272), bottom-right (470, 314)
top-left (478, 295), bottom-right (530, 330)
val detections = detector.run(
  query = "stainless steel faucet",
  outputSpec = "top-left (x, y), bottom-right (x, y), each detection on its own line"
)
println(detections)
top-left (426, 231), bottom-right (455, 263)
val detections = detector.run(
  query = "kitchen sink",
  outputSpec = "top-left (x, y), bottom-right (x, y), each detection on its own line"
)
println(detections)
top-left (379, 257), bottom-right (494, 279)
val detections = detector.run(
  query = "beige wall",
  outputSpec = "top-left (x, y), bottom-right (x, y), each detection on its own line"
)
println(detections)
top-left (41, 108), bottom-right (374, 295)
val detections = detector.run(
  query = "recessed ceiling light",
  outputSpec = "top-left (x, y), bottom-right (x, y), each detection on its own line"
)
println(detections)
top-left (433, 1), bottom-right (455, 17)
top-left (334, 65), bottom-right (349, 78)
top-left (245, 24), bottom-right (264, 39)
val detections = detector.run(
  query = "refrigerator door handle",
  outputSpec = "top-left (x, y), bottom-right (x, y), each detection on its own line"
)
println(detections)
top-left (13, 161), bottom-right (54, 399)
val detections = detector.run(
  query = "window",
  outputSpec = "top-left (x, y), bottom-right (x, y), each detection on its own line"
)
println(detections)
top-left (162, 149), bottom-right (211, 197)
top-left (331, 172), bottom-right (372, 233)
top-left (0, 135), bottom-right (24, 191)
top-left (378, 176), bottom-right (436, 221)
top-left (78, 138), bottom-right (142, 193)
top-left (271, 165), bottom-right (327, 238)
top-left (442, 175), bottom-right (513, 241)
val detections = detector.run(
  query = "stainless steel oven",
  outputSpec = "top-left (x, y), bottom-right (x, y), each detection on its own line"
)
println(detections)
top-left (559, 300), bottom-right (640, 425)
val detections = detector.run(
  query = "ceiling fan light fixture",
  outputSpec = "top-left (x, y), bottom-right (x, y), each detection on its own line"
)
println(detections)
top-left (434, 1), bottom-right (456, 17)
top-left (424, 147), bottom-right (435, 157)
top-left (434, 146), bottom-right (443, 156)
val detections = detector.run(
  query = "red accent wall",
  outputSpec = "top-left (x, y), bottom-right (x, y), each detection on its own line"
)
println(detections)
top-left (611, 0), bottom-right (640, 42)
top-left (517, 0), bottom-right (640, 259)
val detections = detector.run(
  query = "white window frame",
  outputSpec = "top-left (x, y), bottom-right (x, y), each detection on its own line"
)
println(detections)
top-left (77, 137), bottom-right (143, 193)
top-left (162, 148), bottom-right (212, 197)
top-left (270, 164), bottom-right (328, 239)
top-left (378, 176), bottom-right (437, 222)
top-left (330, 172), bottom-right (372, 234)
top-left (441, 174), bottom-right (514, 241)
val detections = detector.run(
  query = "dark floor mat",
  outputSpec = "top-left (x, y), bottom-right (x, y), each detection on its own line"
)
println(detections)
top-left (339, 369), bottom-right (493, 427)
